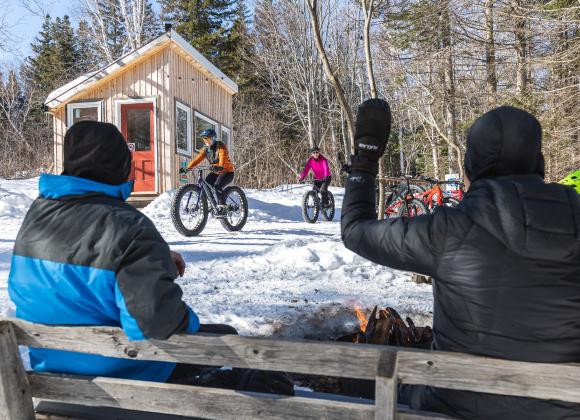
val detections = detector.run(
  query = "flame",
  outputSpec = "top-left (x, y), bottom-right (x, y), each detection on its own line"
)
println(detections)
top-left (354, 308), bottom-right (368, 333)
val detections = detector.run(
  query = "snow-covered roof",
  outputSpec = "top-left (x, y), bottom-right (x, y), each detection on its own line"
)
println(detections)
top-left (44, 30), bottom-right (238, 109)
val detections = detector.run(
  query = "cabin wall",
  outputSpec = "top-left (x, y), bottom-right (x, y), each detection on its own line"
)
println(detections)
top-left (51, 43), bottom-right (235, 195)
top-left (168, 47), bottom-right (234, 188)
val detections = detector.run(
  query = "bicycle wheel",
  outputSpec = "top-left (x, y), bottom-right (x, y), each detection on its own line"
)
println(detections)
top-left (442, 196), bottom-right (460, 208)
top-left (171, 184), bottom-right (208, 236)
top-left (301, 190), bottom-right (319, 223)
top-left (396, 198), bottom-right (429, 218)
top-left (219, 186), bottom-right (248, 232)
top-left (321, 191), bottom-right (335, 221)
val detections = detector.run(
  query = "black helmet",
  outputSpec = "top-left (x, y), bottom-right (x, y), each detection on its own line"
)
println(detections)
top-left (310, 146), bottom-right (320, 153)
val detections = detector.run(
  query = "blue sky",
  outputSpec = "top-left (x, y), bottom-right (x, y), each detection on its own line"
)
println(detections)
top-left (0, 0), bottom-right (165, 65)
top-left (1, 0), bottom-right (76, 65)
top-left (1, 1), bottom-right (254, 66)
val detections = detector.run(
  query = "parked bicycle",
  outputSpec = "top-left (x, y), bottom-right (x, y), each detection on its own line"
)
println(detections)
top-left (301, 180), bottom-right (335, 223)
top-left (417, 176), bottom-right (462, 211)
top-left (171, 167), bottom-right (248, 236)
top-left (380, 176), bottom-right (428, 218)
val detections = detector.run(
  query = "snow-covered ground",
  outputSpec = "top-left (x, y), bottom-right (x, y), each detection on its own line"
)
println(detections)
top-left (0, 177), bottom-right (433, 339)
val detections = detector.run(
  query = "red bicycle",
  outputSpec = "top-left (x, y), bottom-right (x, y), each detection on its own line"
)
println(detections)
top-left (380, 176), bottom-right (428, 218)
top-left (417, 176), bottom-right (463, 211)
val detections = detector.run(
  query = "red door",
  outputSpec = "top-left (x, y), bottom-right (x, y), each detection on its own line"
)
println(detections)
top-left (121, 102), bottom-right (155, 193)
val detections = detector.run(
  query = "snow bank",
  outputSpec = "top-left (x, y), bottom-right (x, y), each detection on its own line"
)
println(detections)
top-left (0, 178), bottom-right (433, 341)
top-left (0, 188), bottom-right (33, 218)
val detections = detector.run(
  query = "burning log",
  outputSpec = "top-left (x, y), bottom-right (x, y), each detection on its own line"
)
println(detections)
top-left (338, 306), bottom-right (433, 398)
top-left (349, 306), bottom-right (432, 349)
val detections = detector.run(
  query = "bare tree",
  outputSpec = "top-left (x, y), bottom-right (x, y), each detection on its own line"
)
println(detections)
top-left (306, 0), bottom-right (356, 151)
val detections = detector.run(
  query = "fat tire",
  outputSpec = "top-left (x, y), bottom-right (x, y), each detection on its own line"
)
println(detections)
top-left (219, 186), bottom-right (248, 232)
top-left (442, 196), bottom-right (461, 208)
top-left (302, 190), bottom-right (319, 223)
top-left (171, 184), bottom-right (208, 236)
top-left (396, 198), bottom-right (429, 218)
top-left (321, 191), bottom-right (335, 221)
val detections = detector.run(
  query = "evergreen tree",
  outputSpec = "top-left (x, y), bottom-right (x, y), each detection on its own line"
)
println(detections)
top-left (221, 1), bottom-right (253, 84)
top-left (159, 0), bottom-right (237, 71)
top-left (76, 20), bottom-right (100, 73)
top-left (51, 16), bottom-right (79, 83)
top-left (142, 1), bottom-right (162, 42)
top-left (24, 15), bottom-right (56, 96)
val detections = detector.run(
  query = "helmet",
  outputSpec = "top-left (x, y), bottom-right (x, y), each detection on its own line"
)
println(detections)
top-left (560, 170), bottom-right (580, 194)
top-left (200, 128), bottom-right (217, 139)
top-left (310, 146), bottom-right (320, 153)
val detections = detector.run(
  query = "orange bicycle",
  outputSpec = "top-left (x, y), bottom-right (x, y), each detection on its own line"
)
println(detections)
top-left (417, 176), bottom-right (462, 211)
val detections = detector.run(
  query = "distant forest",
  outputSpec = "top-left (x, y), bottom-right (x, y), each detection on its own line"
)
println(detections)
top-left (1, 0), bottom-right (578, 186)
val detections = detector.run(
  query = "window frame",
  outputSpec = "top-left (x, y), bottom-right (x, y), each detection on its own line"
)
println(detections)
top-left (193, 111), bottom-right (218, 152)
top-left (175, 100), bottom-right (193, 156)
top-left (66, 101), bottom-right (103, 128)
top-left (220, 125), bottom-right (232, 158)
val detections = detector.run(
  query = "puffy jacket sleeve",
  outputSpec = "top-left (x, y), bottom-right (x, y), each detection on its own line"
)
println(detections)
top-left (322, 157), bottom-right (331, 178)
top-left (300, 158), bottom-right (313, 180)
top-left (187, 149), bottom-right (206, 169)
top-left (115, 220), bottom-right (200, 340)
top-left (341, 171), bottom-right (448, 276)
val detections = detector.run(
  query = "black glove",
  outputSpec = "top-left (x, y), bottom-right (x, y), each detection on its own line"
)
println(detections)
top-left (179, 167), bottom-right (189, 175)
top-left (350, 98), bottom-right (392, 176)
top-left (211, 166), bottom-right (224, 173)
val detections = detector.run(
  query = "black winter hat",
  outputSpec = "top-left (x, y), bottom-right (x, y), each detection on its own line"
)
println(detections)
top-left (464, 106), bottom-right (544, 182)
top-left (63, 121), bottom-right (132, 185)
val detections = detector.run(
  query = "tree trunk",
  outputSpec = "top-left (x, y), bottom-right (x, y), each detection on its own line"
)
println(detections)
top-left (484, 0), bottom-right (497, 98)
top-left (306, 0), bottom-right (355, 152)
top-left (512, 0), bottom-right (528, 95)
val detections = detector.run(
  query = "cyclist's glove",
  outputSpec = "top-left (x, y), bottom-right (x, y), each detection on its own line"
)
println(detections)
top-left (211, 166), bottom-right (224, 173)
top-left (349, 98), bottom-right (391, 176)
top-left (179, 167), bottom-right (189, 175)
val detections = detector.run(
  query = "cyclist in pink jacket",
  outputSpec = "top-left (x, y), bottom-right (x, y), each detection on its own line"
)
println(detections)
top-left (299, 146), bottom-right (332, 205)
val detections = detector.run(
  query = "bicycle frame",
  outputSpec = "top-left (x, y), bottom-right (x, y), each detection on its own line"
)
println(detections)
top-left (184, 168), bottom-right (221, 214)
top-left (384, 177), bottom-right (415, 216)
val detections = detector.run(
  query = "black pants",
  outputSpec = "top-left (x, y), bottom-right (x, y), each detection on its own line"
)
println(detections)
top-left (167, 324), bottom-right (238, 384)
top-left (314, 176), bottom-right (331, 204)
top-left (205, 171), bottom-right (235, 205)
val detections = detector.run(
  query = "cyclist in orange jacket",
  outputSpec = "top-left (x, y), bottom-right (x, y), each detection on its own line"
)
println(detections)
top-left (180, 128), bottom-right (235, 212)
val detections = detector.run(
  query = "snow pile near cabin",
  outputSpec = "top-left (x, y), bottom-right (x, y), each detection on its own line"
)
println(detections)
top-left (0, 178), bottom-right (38, 219)
top-left (0, 179), bottom-right (434, 339)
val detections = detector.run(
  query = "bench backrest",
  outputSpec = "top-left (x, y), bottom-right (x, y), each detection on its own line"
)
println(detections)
top-left (2, 318), bottom-right (580, 420)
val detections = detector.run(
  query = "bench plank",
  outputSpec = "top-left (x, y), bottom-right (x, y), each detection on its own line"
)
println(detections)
top-left (398, 351), bottom-right (580, 404)
top-left (9, 318), bottom-right (386, 380)
top-left (28, 373), bottom-right (374, 420)
top-left (0, 322), bottom-right (35, 420)
top-left (8, 318), bottom-right (580, 405)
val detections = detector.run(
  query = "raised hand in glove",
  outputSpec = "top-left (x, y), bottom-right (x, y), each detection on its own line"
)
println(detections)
top-left (350, 98), bottom-right (391, 176)
top-left (179, 167), bottom-right (189, 175)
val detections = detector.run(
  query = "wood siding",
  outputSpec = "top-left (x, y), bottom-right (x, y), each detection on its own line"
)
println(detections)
top-left (51, 41), bottom-right (234, 194)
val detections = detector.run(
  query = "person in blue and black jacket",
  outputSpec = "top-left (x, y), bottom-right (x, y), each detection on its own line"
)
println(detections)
top-left (8, 121), bottom-right (233, 383)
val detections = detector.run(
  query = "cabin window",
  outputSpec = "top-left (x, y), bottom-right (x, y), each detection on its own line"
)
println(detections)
top-left (221, 126), bottom-right (231, 149)
top-left (66, 101), bottom-right (102, 127)
top-left (175, 101), bottom-right (192, 156)
top-left (194, 112), bottom-right (218, 152)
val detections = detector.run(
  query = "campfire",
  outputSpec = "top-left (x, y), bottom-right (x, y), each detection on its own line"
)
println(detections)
top-left (343, 306), bottom-right (432, 349)
top-left (336, 306), bottom-right (433, 398)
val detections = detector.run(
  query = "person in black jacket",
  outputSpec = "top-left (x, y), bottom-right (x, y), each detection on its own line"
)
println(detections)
top-left (341, 101), bottom-right (580, 419)
top-left (8, 121), bottom-right (234, 383)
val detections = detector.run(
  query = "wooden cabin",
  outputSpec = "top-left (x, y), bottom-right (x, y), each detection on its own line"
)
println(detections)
top-left (44, 29), bottom-right (238, 204)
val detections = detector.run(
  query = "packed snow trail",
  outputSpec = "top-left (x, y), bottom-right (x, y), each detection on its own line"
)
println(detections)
top-left (0, 178), bottom-right (433, 338)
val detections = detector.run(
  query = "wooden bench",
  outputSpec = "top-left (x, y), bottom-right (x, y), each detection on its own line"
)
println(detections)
top-left (2, 318), bottom-right (580, 420)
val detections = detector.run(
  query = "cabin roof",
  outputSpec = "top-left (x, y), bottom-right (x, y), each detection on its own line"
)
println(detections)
top-left (44, 30), bottom-right (238, 109)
